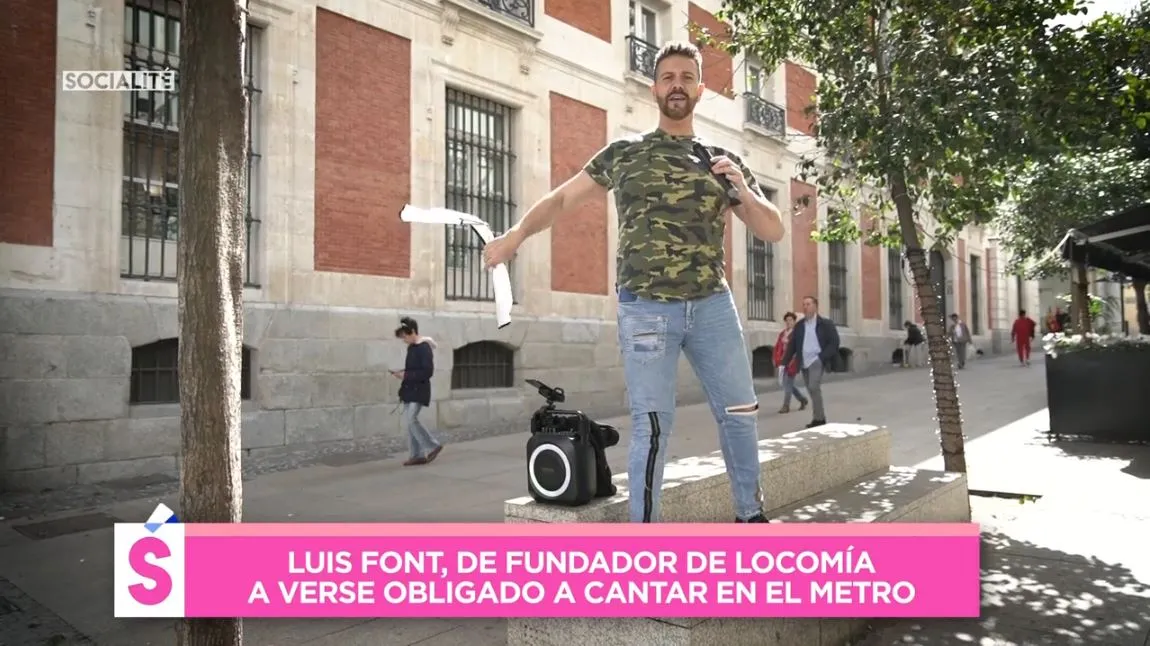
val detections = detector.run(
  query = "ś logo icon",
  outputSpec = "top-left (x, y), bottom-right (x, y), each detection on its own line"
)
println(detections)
top-left (113, 503), bottom-right (186, 617)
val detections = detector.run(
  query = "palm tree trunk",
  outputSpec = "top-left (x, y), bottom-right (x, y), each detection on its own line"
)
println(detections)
top-left (889, 173), bottom-right (966, 474)
top-left (176, 1), bottom-right (248, 644)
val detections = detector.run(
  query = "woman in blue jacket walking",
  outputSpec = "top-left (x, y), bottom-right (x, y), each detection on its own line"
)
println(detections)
top-left (393, 317), bottom-right (444, 466)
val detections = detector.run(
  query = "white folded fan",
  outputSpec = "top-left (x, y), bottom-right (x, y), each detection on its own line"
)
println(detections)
top-left (399, 205), bottom-right (513, 329)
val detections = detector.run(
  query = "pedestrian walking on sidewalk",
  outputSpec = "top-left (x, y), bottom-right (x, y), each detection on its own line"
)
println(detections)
top-left (481, 41), bottom-right (786, 524)
top-left (948, 313), bottom-right (972, 369)
top-left (773, 312), bottom-right (808, 414)
top-left (393, 317), bottom-right (444, 467)
top-left (781, 296), bottom-right (840, 428)
top-left (1011, 309), bottom-right (1037, 366)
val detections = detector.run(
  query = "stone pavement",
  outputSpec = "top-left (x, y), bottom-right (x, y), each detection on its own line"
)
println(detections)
top-left (2, 353), bottom-right (1147, 645)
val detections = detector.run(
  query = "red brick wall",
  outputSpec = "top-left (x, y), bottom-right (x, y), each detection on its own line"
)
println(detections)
top-left (861, 213), bottom-right (882, 321)
top-left (784, 62), bottom-right (816, 135)
top-left (688, 4), bottom-right (735, 99)
top-left (0, 0), bottom-right (56, 247)
top-left (549, 93), bottom-right (608, 295)
top-left (545, 0), bottom-right (611, 42)
top-left (957, 239), bottom-right (968, 321)
top-left (790, 180), bottom-right (819, 308)
top-left (314, 10), bottom-right (411, 277)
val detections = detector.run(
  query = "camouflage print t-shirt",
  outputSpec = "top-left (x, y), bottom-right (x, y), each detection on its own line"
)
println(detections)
top-left (583, 128), bottom-right (762, 302)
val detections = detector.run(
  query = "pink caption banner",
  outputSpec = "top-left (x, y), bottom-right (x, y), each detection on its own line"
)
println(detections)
top-left (179, 523), bottom-right (980, 619)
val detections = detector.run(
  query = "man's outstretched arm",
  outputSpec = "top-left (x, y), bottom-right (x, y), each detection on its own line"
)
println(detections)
top-left (510, 172), bottom-right (605, 240)
top-left (483, 171), bottom-right (606, 268)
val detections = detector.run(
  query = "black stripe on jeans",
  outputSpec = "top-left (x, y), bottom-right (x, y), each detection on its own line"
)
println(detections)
top-left (643, 412), bottom-right (661, 523)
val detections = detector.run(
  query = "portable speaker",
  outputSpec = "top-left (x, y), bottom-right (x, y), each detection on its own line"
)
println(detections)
top-left (526, 432), bottom-right (598, 506)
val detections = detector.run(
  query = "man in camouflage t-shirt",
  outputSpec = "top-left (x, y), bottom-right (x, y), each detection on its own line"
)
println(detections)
top-left (484, 42), bottom-right (785, 523)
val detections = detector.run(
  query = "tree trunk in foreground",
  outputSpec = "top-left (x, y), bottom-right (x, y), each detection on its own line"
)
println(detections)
top-left (1133, 279), bottom-right (1150, 335)
top-left (176, 1), bottom-right (249, 645)
top-left (889, 173), bottom-right (967, 474)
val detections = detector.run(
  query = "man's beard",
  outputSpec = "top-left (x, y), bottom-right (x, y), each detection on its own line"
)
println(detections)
top-left (657, 91), bottom-right (696, 120)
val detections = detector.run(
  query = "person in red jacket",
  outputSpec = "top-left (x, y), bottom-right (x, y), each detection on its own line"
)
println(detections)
top-left (773, 312), bottom-right (809, 413)
top-left (1011, 309), bottom-right (1037, 366)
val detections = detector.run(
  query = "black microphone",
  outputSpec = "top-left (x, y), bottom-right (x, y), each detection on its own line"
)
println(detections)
top-left (692, 142), bottom-right (742, 207)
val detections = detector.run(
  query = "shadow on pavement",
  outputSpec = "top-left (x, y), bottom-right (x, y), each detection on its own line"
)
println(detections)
top-left (864, 529), bottom-right (1150, 645)
top-left (1046, 436), bottom-right (1150, 481)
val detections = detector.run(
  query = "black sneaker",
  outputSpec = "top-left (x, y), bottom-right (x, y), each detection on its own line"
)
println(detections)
top-left (737, 514), bottom-right (771, 523)
top-left (806, 419), bottom-right (826, 428)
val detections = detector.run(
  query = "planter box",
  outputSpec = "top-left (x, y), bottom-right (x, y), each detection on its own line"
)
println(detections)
top-left (1046, 347), bottom-right (1150, 441)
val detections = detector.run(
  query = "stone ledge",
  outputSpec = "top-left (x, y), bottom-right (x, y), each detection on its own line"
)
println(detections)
top-left (508, 466), bottom-right (971, 646)
top-left (504, 423), bottom-right (891, 524)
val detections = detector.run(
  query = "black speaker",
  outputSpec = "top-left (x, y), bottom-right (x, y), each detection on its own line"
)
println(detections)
top-left (523, 379), bottom-right (619, 507)
top-left (526, 432), bottom-right (598, 506)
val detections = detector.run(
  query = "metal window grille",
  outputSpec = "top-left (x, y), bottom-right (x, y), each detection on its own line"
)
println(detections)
top-left (743, 94), bottom-right (785, 136)
top-left (828, 241), bottom-right (848, 326)
top-left (121, 1), bottom-right (262, 286)
top-left (970, 255), bottom-right (982, 335)
top-left (888, 246), bottom-right (903, 329)
top-left (445, 89), bottom-right (517, 302)
top-left (625, 35), bottom-right (658, 79)
top-left (751, 347), bottom-right (775, 379)
top-left (451, 342), bottom-right (514, 389)
top-left (130, 339), bottom-right (252, 404)
top-left (471, 0), bottom-right (534, 27)
top-left (746, 224), bottom-right (775, 321)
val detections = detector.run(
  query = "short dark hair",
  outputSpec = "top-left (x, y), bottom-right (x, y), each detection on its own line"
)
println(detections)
top-left (654, 41), bottom-right (703, 78)
top-left (803, 295), bottom-right (819, 305)
top-left (1019, 309), bottom-right (1027, 316)
top-left (394, 316), bottom-right (418, 337)
top-left (783, 311), bottom-right (797, 321)
top-left (950, 313), bottom-right (959, 319)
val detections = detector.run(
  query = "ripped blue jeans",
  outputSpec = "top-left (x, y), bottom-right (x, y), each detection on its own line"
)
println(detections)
top-left (617, 286), bottom-right (763, 522)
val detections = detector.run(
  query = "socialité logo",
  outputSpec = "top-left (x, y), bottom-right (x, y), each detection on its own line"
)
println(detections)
top-left (113, 503), bottom-right (187, 617)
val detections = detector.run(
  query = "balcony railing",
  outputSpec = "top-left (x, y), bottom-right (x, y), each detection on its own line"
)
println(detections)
top-left (744, 93), bottom-right (785, 137)
top-left (626, 35), bottom-right (658, 80)
top-left (472, 0), bottom-right (534, 28)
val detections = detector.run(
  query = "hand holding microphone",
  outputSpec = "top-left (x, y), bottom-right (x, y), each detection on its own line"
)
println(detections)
top-left (692, 143), bottom-right (744, 207)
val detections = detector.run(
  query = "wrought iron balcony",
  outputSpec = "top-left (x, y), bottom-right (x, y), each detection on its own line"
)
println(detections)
top-left (744, 93), bottom-right (785, 137)
top-left (471, 0), bottom-right (534, 28)
top-left (626, 35), bottom-right (658, 80)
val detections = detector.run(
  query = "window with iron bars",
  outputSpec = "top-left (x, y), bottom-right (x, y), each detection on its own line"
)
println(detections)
top-left (970, 254), bottom-right (982, 335)
top-left (888, 246), bottom-right (903, 329)
top-left (827, 216), bottom-right (849, 326)
top-left (121, 0), bottom-right (263, 286)
top-left (445, 89), bottom-right (517, 302)
top-left (745, 189), bottom-right (777, 321)
top-left (130, 338), bottom-right (252, 404)
top-left (451, 341), bottom-right (515, 389)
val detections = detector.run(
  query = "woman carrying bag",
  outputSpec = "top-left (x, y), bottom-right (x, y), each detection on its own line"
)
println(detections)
top-left (772, 312), bottom-right (809, 414)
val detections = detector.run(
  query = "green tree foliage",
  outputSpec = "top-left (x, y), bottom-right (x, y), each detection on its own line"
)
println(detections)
top-left (710, 0), bottom-right (1111, 473)
top-left (996, 149), bottom-right (1150, 278)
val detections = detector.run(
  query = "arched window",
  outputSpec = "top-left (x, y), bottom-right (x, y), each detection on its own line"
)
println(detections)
top-left (452, 341), bottom-right (514, 389)
top-left (130, 339), bottom-right (252, 404)
top-left (751, 346), bottom-right (775, 379)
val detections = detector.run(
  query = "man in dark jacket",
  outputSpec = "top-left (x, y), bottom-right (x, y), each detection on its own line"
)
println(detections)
top-left (781, 296), bottom-right (840, 428)
top-left (393, 317), bottom-right (444, 466)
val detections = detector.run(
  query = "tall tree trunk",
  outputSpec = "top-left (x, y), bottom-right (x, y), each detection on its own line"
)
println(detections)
top-left (889, 173), bottom-right (967, 474)
top-left (176, 1), bottom-right (248, 645)
top-left (1134, 279), bottom-right (1150, 335)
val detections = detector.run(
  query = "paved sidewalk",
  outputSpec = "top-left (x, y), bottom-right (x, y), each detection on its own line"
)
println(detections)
top-left (6, 353), bottom-right (1146, 645)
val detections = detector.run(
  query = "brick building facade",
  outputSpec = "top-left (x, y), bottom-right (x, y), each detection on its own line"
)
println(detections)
top-left (0, 0), bottom-right (1037, 491)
